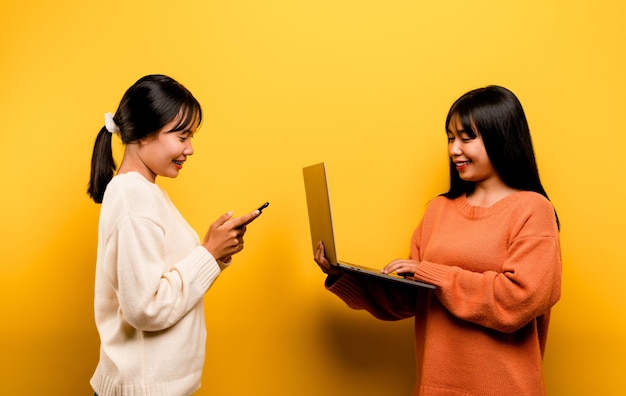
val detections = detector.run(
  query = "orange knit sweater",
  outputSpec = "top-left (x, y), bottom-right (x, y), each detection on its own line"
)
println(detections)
top-left (326, 192), bottom-right (561, 395)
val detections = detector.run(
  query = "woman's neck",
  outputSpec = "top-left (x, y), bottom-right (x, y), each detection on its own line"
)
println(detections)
top-left (117, 146), bottom-right (157, 183)
top-left (466, 181), bottom-right (520, 207)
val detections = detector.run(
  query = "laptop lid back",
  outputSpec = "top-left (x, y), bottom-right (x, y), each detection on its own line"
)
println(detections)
top-left (302, 162), bottom-right (339, 266)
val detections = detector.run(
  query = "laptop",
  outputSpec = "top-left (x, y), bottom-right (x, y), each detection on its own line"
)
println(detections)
top-left (303, 162), bottom-right (436, 289)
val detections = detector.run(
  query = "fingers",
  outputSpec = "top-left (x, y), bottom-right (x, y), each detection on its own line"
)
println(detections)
top-left (382, 259), bottom-right (404, 274)
top-left (313, 241), bottom-right (326, 264)
top-left (213, 211), bottom-right (234, 227)
top-left (204, 210), bottom-right (255, 260)
top-left (220, 211), bottom-right (259, 252)
top-left (382, 259), bottom-right (419, 276)
top-left (381, 260), bottom-right (403, 275)
top-left (314, 241), bottom-right (341, 276)
top-left (229, 210), bottom-right (261, 228)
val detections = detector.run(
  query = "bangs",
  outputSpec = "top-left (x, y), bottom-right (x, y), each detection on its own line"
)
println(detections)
top-left (457, 111), bottom-right (478, 138)
top-left (169, 102), bottom-right (202, 133)
top-left (446, 90), bottom-right (483, 139)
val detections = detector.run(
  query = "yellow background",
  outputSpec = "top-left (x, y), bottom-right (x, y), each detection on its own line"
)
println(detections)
top-left (1, 0), bottom-right (625, 394)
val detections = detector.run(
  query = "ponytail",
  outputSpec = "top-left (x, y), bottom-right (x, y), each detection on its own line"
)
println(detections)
top-left (87, 126), bottom-right (116, 203)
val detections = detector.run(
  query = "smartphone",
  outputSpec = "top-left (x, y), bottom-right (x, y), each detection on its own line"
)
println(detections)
top-left (239, 202), bottom-right (269, 228)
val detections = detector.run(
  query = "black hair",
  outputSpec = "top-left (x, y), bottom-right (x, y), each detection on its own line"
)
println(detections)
top-left (87, 74), bottom-right (202, 203)
top-left (442, 85), bottom-right (559, 229)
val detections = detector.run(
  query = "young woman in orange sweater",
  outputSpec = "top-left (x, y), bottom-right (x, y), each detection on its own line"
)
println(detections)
top-left (314, 85), bottom-right (561, 395)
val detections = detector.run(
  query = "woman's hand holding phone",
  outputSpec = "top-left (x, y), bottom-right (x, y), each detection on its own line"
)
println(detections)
top-left (202, 202), bottom-right (269, 262)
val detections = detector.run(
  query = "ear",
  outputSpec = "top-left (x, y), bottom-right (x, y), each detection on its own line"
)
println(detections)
top-left (138, 132), bottom-right (158, 145)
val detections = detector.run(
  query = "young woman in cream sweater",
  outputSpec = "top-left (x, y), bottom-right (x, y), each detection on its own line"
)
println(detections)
top-left (88, 74), bottom-right (261, 396)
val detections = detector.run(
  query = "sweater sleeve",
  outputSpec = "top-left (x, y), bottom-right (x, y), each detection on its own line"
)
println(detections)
top-left (412, 199), bottom-right (562, 333)
top-left (110, 215), bottom-right (222, 332)
top-left (326, 272), bottom-right (421, 321)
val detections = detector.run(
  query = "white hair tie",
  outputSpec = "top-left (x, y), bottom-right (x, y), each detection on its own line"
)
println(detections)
top-left (104, 112), bottom-right (120, 134)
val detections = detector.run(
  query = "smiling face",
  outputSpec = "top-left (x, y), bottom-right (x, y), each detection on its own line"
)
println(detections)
top-left (446, 113), bottom-right (499, 187)
top-left (120, 112), bottom-right (198, 182)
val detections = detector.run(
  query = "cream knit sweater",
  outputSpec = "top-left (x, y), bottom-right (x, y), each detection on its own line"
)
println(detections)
top-left (91, 172), bottom-right (224, 396)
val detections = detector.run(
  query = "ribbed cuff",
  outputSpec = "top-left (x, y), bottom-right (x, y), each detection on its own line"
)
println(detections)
top-left (414, 261), bottom-right (449, 286)
top-left (326, 273), bottom-right (371, 306)
top-left (182, 245), bottom-right (222, 294)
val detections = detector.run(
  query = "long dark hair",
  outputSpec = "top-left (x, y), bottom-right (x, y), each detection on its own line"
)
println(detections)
top-left (87, 74), bottom-right (202, 203)
top-left (442, 85), bottom-right (559, 228)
